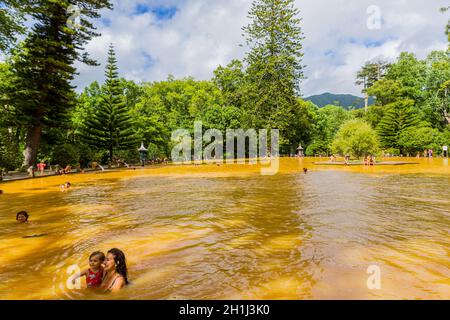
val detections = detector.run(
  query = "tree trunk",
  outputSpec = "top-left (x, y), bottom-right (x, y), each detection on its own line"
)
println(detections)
top-left (365, 93), bottom-right (369, 113)
top-left (22, 125), bottom-right (42, 168)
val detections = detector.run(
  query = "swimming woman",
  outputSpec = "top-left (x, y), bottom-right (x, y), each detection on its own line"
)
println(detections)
top-left (99, 248), bottom-right (128, 293)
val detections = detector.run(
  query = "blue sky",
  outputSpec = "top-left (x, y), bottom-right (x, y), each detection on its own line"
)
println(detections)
top-left (74, 0), bottom-right (450, 96)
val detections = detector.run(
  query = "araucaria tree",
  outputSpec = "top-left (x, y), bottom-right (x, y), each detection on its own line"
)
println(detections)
top-left (80, 44), bottom-right (138, 162)
top-left (376, 99), bottom-right (421, 152)
top-left (9, 0), bottom-right (112, 168)
top-left (243, 0), bottom-right (309, 152)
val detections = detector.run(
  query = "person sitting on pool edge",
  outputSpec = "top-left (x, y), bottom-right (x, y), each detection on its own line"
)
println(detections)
top-left (16, 211), bottom-right (29, 223)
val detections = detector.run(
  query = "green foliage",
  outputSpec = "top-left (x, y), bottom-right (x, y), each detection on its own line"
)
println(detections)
top-left (133, 77), bottom-right (226, 156)
top-left (385, 53), bottom-right (427, 104)
top-left (307, 104), bottom-right (353, 154)
top-left (0, 0), bottom-right (26, 52)
top-left (80, 44), bottom-right (139, 162)
top-left (376, 99), bottom-right (421, 150)
top-left (242, 0), bottom-right (309, 149)
top-left (363, 105), bottom-right (385, 129)
top-left (213, 60), bottom-right (246, 110)
top-left (355, 60), bottom-right (390, 92)
top-left (6, 0), bottom-right (112, 168)
top-left (331, 119), bottom-right (380, 158)
top-left (305, 140), bottom-right (329, 156)
top-left (367, 79), bottom-right (404, 106)
top-left (398, 127), bottom-right (446, 155)
top-left (441, 6), bottom-right (450, 49)
top-left (1, 1), bottom-right (449, 170)
top-left (51, 144), bottom-right (80, 167)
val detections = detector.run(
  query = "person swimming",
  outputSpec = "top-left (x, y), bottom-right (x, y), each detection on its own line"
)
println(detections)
top-left (71, 251), bottom-right (106, 289)
top-left (60, 182), bottom-right (71, 192)
top-left (16, 211), bottom-right (29, 223)
top-left (99, 248), bottom-right (128, 293)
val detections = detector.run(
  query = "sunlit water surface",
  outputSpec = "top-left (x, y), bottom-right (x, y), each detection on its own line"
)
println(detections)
top-left (0, 158), bottom-right (449, 299)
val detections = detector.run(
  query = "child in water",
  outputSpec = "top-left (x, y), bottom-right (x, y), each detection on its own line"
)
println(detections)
top-left (72, 251), bottom-right (105, 289)
top-left (16, 211), bottom-right (29, 223)
top-left (60, 182), bottom-right (71, 192)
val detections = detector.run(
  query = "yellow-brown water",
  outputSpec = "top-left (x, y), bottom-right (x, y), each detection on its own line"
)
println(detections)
top-left (0, 158), bottom-right (449, 300)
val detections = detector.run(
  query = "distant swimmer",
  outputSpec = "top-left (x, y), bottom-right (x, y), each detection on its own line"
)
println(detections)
top-left (60, 182), bottom-right (72, 192)
top-left (303, 168), bottom-right (308, 174)
top-left (16, 211), bottom-right (29, 223)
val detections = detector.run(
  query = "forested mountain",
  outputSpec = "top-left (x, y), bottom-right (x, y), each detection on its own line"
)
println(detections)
top-left (305, 92), bottom-right (375, 109)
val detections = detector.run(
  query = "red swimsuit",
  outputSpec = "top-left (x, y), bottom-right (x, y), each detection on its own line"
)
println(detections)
top-left (86, 269), bottom-right (103, 288)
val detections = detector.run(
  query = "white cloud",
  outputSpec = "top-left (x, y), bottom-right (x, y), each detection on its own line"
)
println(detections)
top-left (73, 0), bottom-right (450, 96)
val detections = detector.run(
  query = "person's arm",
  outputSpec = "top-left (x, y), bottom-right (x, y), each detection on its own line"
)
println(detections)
top-left (109, 276), bottom-right (125, 293)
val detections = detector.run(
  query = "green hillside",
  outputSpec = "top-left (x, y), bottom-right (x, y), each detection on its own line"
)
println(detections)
top-left (305, 92), bottom-right (375, 109)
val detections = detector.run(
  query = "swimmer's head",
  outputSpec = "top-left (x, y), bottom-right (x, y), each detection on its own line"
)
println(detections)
top-left (16, 211), bottom-right (29, 223)
top-left (89, 251), bottom-right (105, 270)
top-left (0, 190), bottom-right (3, 195)
top-left (66, 182), bottom-right (71, 188)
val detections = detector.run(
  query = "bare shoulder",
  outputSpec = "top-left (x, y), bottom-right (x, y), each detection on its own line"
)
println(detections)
top-left (110, 275), bottom-right (126, 292)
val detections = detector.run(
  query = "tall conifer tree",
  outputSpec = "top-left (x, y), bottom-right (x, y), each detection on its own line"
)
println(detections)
top-left (9, 0), bottom-right (112, 167)
top-left (242, 0), bottom-right (307, 147)
top-left (376, 99), bottom-right (421, 151)
top-left (80, 44), bottom-right (138, 162)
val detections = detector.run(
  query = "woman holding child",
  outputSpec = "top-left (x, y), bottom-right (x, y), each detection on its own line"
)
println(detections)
top-left (99, 248), bottom-right (128, 293)
top-left (71, 248), bottom-right (128, 293)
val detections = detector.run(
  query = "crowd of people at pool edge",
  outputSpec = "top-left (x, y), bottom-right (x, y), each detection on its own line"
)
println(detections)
top-left (22, 156), bottom-right (170, 179)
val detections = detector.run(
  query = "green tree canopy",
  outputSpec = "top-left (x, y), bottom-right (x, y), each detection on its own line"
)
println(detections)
top-left (306, 104), bottom-right (353, 155)
top-left (367, 79), bottom-right (405, 106)
top-left (376, 99), bottom-right (421, 151)
top-left (331, 119), bottom-right (380, 158)
top-left (242, 0), bottom-right (309, 150)
top-left (0, 0), bottom-right (27, 52)
top-left (7, 0), bottom-right (112, 168)
top-left (398, 127), bottom-right (446, 155)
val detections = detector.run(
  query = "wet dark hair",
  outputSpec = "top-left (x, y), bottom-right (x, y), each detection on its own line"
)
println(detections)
top-left (66, 182), bottom-right (71, 187)
top-left (16, 211), bottom-right (29, 221)
top-left (0, 190), bottom-right (3, 194)
top-left (90, 251), bottom-right (105, 261)
top-left (108, 248), bottom-right (128, 285)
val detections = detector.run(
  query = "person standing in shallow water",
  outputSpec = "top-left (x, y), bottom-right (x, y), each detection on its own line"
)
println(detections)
top-left (37, 161), bottom-right (46, 176)
top-left (99, 248), bottom-right (128, 293)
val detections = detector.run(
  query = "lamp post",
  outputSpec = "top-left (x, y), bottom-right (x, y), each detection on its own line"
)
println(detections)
top-left (138, 142), bottom-right (148, 167)
top-left (296, 145), bottom-right (304, 157)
